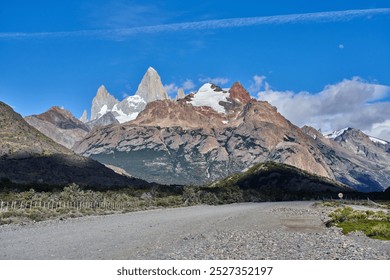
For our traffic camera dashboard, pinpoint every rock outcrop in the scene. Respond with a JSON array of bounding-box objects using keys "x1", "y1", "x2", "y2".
[
  {"x1": 79, "y1": 110, "x2": 88, "y2": 123},
  {"x1": 176, "y1": 88, "x2": 185, "y2": 100},
  {"x1": 135, "y1": 67, "x2": 168, "y2": 103},
  {"x1": 91, "y1": 85, "x2": 119, "y2": 120},
  {"x1": 229, "y1": 82, "x2": 251, "y2": 104},
  {"x1": 87, "y1": 112, "x2": 119, "y2": 129}
]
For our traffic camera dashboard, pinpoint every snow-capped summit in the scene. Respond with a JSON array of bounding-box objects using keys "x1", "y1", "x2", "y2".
[
  {"x1": 325, "y1": 127, "x2": 389, "y2": 145},
  {"x1": 114, "y1": 95, "x2": 147, "y2": 123},
  {"x1": 135, "y1": 67, "x2": 168, "y2": 103},
  {"x1": 189, "y1": 83, "x2": 230, "y2": 113},
  {"x1": 324, "y1": 127, "x2": 351, "y2": 139}
]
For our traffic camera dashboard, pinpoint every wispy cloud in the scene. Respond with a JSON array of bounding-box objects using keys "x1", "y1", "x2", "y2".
[
  {"x1": 182, "y1": 79, "x2": 195, "y2": 90},
  {"x1": 1, "y1": 8, "x2": 389, "y2": 40},
  {"x1": 249, "y1": 75, "x2": 268, "y2": 93},
  {"x1": 164, "y1": 79, "x2": 196, "y2": 96},
  {"x1": 199, "y1": 77, "x2": 229, "y2": 86},
  {"x1": 84, "y1": 0, "x2": 170, "y2": 29},
  {"x1": 164, "y1": 83, "x2": 179, "y2": 95}
]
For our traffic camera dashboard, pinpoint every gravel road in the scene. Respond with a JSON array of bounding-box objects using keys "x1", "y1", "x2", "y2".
[{"x1": 0, "y1": 202, "x2": 389, "y2": 259}]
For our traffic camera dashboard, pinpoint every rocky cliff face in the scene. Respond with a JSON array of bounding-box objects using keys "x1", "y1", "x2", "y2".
[
  {"x1": 176, "y1": 88, "x2": 185, "y2": 100},
  {"x1": 86, "y1": 112, "x2": 119, "y2": 129},
  {"x1": 91, "y1": 85, "x2": 119, "y2": 120},
  {"x1": 301, "y1": 126, "x2": 390, "y2": 192},
  {"x1": 79, "y1": 109, "x2": 88, "y2": 123},
  {"x1": 25, "y1": 106, "x2": 90, "y2": 149},
  {"x1": 135, "y1": 67, "x2": 168, "y2": 103},
  {"x1": 229, "y1": 82, "x2": 251, "y2": 104},
  {"x1": 0, "y1": 101, "x2": 137, "y2": 188}
]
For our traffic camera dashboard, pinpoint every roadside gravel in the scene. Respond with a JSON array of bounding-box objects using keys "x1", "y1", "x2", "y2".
[{"x1": 0, "y1": 202, "x2": 389, "y2": 259}]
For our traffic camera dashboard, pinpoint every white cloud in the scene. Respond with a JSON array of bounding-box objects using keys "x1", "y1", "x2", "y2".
[
  {"x1": 249, "y1": 75, "x2": 268, "y2": 93},
  {"x1": 3, "y1": 8, "x2": 389, "y2": 40},
  {"x1": 164, "y1": 83, "x2": 179, "y2": 95},
  {"x1": 366, "y1": 120, "x2": 390, "y2": 142},
  {"x1": 339, "y1": 44, "x2": 345, "y2": 49},
  {"x1": 182, "y1": 79, "x2": 195, "y2": 90},
  {"x1": 164, "y1": 80, "x2": 195, "y2": 96},
  {"x1": 256, "y1": 77, "x2": 390, "y2": 140},
  {"x1": 199, "y1": 77, "x2": 229, "y2": 86}
]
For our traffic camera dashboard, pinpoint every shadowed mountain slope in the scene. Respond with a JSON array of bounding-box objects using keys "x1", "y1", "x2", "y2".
[{"x1": 0, "y1": 101, "x2": 146, "y2": 189}]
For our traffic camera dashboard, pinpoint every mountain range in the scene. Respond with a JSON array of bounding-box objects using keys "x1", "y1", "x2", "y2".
[{"x1": 2, "y1": 67, "x2": 390, "y2": 192}]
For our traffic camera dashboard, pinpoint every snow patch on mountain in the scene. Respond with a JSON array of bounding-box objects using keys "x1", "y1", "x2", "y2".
[
  {"x1": 124, "y1": 95, "x2": 147, "y2": 109},
  {"x1": 189, "y1": 83, "x2": 231, "y2": 113},
  {"x1": 98, "y1": 105, "x2": 109, "y2": 118},
  {"x1": 324, "y1": 128, "x2": 350, "y2": 139},
  {"x1": 369, "y1": 136, "x2": 389, "y2": 145}
]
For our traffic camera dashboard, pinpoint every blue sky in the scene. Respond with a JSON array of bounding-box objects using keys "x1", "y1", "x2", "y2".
[{"x1": 1, "y1": 1, "x2": 390, "y2": 139}]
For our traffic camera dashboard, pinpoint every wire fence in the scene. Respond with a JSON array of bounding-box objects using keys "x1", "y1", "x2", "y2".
[{"x1": 0, "y1": 200, "x2": 132, "y2": 212}]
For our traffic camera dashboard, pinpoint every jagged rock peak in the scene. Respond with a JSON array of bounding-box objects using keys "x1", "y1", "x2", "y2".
[
  {"x1": 135, "y1": 67, "x2": 168, "y2": 103},
  {"x1": 96, "y1": 85, "x2": 109, "y2": 97},
  {"x1": 91, "y1": 85, "x2": 118, "y2": 120},
  {"x1": 147, "y1": 66, "x2": 157, "y2": 73},
  {"x1": 229, "y1": 82, "x2": 251, "y2": 104},
  {"x1": 79, "y1": 110, "x2": 88, "y2": 123},
  {"x1": 87, "y1": 112, "x2": 119, "y2": 129},
  {"x1": 176, "y1": 88, "x2": 185, "y2": 100}
]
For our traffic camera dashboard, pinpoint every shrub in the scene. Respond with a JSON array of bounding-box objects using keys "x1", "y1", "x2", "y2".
[
  {"x1": 27, "y1": 209, "x2": 46, "y2": 222},
  {"x1": 371, "y1": 211, "x2": 388, "y2": 221},
  {"x1": 327, "y1": 207, "x2": 354, "y2": 224},
  {"x1": 200, "y1": 192, "x2": 219, "y2": 205},
  {"x1": 183, "y1": 186, "x2": 201, "y2": 205},
  {"x1": 368, "y1": 223, "x2": 390, "y2": 239}
]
